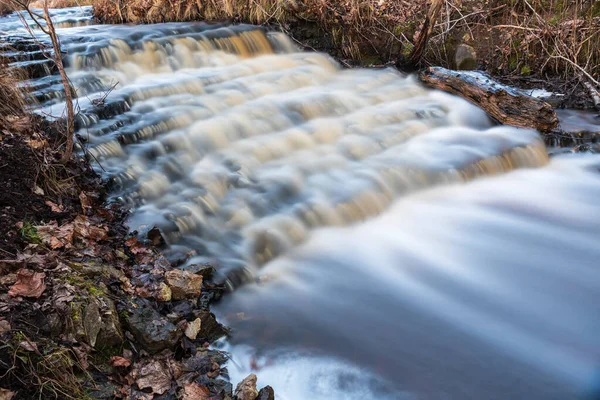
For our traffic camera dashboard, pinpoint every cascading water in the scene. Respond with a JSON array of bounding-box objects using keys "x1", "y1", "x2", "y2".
[{"x1": 1, "y1": 7, "x2": 598, "y2": 399}]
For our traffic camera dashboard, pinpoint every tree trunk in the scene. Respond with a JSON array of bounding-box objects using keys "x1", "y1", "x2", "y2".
[
  {"x1": 43, "y1": 0, "x2": 74, "y2": 163},
  {"x1": 397, "y1": 0, "x2": 444, "y2": 71},
  {"x1": 420, "y1": 67, "x2": 559, "y2": 132}
]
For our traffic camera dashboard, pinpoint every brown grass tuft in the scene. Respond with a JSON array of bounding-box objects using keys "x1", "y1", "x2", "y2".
[
  {"x1": 0, "y1": 1, "x2": 14, "y2": 15},
  {"x1": 0, "y1": 61, "x2": 26, "y2": 129}
]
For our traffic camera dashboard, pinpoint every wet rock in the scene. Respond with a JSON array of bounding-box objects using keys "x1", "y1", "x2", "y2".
[
  {"x1": 126, "y1": 300, "x2": 182, "y2": 353},
  {"x1": 165, "y1": 300, "x2": 195, "y2": 323},
  {"x1": 181, "y1": 264, "x2": 215, "y2": 280},
  {"x1": 156, "y1": 282, "x2": 172, "y2": 302},
  {"x1": 148, "y1": 226, "x2": 166, "y2": 247},
  {"x1": 81, "y1": 295, "x2": 123, "y2": 348},
  {"x1": 77, "y1": 261, "x2": 124, "y2": 279},
  {"x1": 96, "y1": 297, "x2": 124, "y2": 347},
  {"x1": 195, "y1": 376, "x2": 233, "y2": 399},
  {"x1": 89, "y1": 380, "x2": 117, "y2": 399},
  {"x1": 165, "y1": 270, "x2": 203, "y2": 300},
  {"x1": 192, "y1": 310, "x2": 229, "y2": 342},
  {"x1": 233, "y1": 374, "x2": 258, "y2": 400},
  {"x1": 83, "y1": 300, "x2": 102, "y2": 347},
  {"x1": 455, "y1": 44, "x2": 477, "y2": 70},
  {"x1": 256, "y1": 386, "x2": 275, "y2": 400}
]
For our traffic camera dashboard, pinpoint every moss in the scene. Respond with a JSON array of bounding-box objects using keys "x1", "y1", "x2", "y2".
[
  {"x1": 70, "y1": 302, "x2": 82, "y2": 322},
  {"x1": 20, "y1": 221, "x2": 41, "y2": 244},
  {"x1": 87, "y1": 285, "x2": 104, "y2": 296},
  {"x1": 62, "y1": 274, "x2": 106, "y2": 297},
  {"x1": 508, "y1": 55, "x2": 519, "y2": 72},
  {"x1": 520, "y1": 65, "x2": 532, "y2": 76},
  {"x1": 359, "y1": 55, "x2": 382, "y2": 66}
]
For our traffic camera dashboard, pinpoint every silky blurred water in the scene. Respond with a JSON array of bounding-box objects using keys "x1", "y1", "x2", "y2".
[
  {"x1": 218, "y1": 155, "x2": 600, "y2": 400},
  {"x1": 2, "y1": 8, "x2": 599, "y2": 399}
]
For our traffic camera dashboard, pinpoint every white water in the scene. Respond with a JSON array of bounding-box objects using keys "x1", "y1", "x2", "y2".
[
  {"x1": 2, "y1": 8, "x2": 599, "y2": 399},
  {"x1": 218, "y1": 155, "x2": 600, "y2": 400}
]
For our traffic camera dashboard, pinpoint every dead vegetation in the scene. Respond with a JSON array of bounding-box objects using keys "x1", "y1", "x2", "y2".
[
  {"x1": 92, "y1": 0, "x2": 600, "y2": 97},
  {"x1": 0, "y1": 63, "x2": 25, "y2": 130},
  {"x1": 8, "y1": 0, "x2": 76, "y2": 164}
]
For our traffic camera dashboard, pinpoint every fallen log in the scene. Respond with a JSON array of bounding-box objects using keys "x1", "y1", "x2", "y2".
[
  {"x1": 583, "y1": 81, "x2": 600, "y2": 111},
  {"x1": 419, "y1": 67, "x2": 559, "y2": 132}
]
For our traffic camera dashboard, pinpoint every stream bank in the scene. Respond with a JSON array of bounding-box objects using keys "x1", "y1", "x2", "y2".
[{"x1": 0, "y1": 94, "x2": 269, "y2": 400}]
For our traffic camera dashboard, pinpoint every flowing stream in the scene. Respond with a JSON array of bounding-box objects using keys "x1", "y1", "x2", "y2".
[{"x1": 1, "y1": 7, "x2": 599, "y2": 399}]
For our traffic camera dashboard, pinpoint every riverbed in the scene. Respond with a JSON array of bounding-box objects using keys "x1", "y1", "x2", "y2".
[{"x1": 2, "y1": 6, "x2": 599, "y2": 399}]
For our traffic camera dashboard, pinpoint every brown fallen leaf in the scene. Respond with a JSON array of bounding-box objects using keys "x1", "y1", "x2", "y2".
[
  {"x1": 8, "y1": 269, "x2": 46, "y2": 298},
  {"x1": 125, "y1": 237, "x2": 147, "y2": 255},
  {"x1": 72, "y1": 215, "x2": 108, "y2": 242},
  {"x1": 0, "y1": 388, "x2": 15, "y2": 400},
  {"x1": 0, "y1": 320, "x2": 11, "y2": 335},
  {"x1": 111, "y1": 356, "x2": 131, "y2": 368},
  {"x1": 184, "y1": 318, "x2": 202, "y2": 340},
  {"x1": 182, "y1": 382, "x2": 210, "y2": 400},
  {"x1": 19, "y1": 340, "x2": 39, "y2": 353},
  {"x1": 45, "y1": 200, "x2": 63, "y2": 212},
  {"x1": 79, "y1": 191, "x2": 92, "y2": 214},
  {"x1": 33, "y1": 185, "x2": 44, "y2": 196},
  {"x1": 130, "y1": 357, "x2": 172, "y2": 395},
  {"x1": 26, "y1": 138, "x2": 47, "y2": 150},
  {"x1": 36, "y1": 222, "x2": 73, "y2": 249}
]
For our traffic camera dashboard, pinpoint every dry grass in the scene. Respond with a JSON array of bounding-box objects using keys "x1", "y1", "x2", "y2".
[
  {"x1": 0, "y1": 1, "x2": 14, "y2": 15},
  {"x1": 90, "y1": 0, "x2": 600, "y2": 83},
  {"x1": 0, "y1": 61, "x2": 26, "y2": 130}
]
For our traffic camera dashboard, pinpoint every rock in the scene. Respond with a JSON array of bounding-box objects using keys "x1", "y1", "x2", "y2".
[
  {"x1": 455, "y1": 44, "x2": 477, "y2": 70},
  {"x1": 256, "y1": 386, "x2": 275, "y2": 400},
  {"x1": 88, "y1": 380, "x2": 117, "y2": 399},
  {"x1": 126, "y1": 300, "x2": 182, "y2": 353},
  {"x1": 83, "y1": 300, "x2": 102, "y2": 347},
  {"x1": 181, "y1": 264, "x2": 215, "y2": 280},
  {"x1": 156, "y1": 282, "x2": 172, "y2": 302},
  {"x1": 147, "y1": 226, "x2": 166, "y2": 247},
  {"x1": 82, "y1": 296, "x2": 123, "y2": 348},
  {"x1": 233, "y1": 374, "x2": 258, "y2": 400},
  {"x1": 77, "y1": 261, "x2": 124, "y2": 279},
  {"x1": 165, "y1": 270, "x2": 202, "y2": 300},
  {"x1": 184, "y1": 317, "x2": 202, "y2": 340},
  {"x1": 96, "y1": 297, "x2": 124, "y2": 347},
  {"x1": 192, "y1": 310, "x2": 229, "y2": 342},
  {"x1": 165, "y1": 300, "x2": 195, "y2": 323}
]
